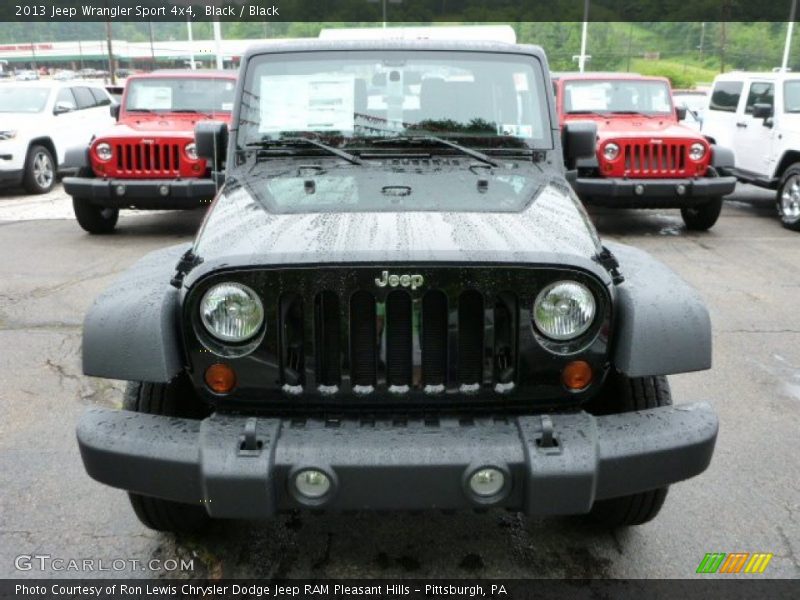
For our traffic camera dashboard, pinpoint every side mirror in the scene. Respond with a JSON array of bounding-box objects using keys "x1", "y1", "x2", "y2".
[
  {"x1": 676, "y1": 106, "x2": 687, "y2": 121},
  {"x1": 195, "y1": 121, "x2": 228, "y2": 165},
  {"x1": 110, "y1": 104, "x2": 120, "y2": 120},
  {"x1": 562, "y1": 121, "x2": 597, "y2": 168},
  {"x1": 752, "y1": 103, "x2": 773, "y2": 119},
  {"x1": 53, "y1": 101, "x2": 74, "y2": 115}
]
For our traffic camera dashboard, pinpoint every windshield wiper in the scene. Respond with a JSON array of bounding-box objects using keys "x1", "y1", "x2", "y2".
[
  {"x1": 126, "y1": 108, "x2": 153, "y2": 113},
  {"x1": 566, "y1": 110, "x2": 610, "y2": 117},
  {"x1": 247, "y1": 137, "x2": 363, "y2": 165},
  {"x1": 371, "y1": 135, "x2": 499, "y2": 167}
]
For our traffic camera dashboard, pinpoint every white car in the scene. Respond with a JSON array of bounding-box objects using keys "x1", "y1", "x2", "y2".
[
  {"x1": 674, "y1": 90, "x2": 708, "y2": 131},
  {"x1": 0, "y1": 81, "x2": 115, "y2": 194},
  {"x1": 702, "y1": 71, "x2": 800, "y2": 231}
]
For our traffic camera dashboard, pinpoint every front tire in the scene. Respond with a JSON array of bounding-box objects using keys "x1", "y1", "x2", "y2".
[
  {"x1": 72, "y1": 198, "x2": 119, "y2": 234},
  {"x1": 23, "y1": 144, "x2": 56, "y2": 194},
  {"x1": 585, "y1": 372, "x2": 672, "y2": 527},
  {"x1": 681, "y1": 197, "x2": 723, "y2": 231},
  {"x1": 124, "y1": 378, "x2": 210, "y2": 533},
  {"x1": 777, "y1": 164, "x2": 800, "y2": 231}
]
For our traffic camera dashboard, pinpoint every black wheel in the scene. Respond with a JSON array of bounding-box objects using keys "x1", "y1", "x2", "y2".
[
  {"x1": 72, "y1": 198, "x2": 119, "y2": 234},
  {"x1": 777, "y1": 164, "x2": 800, "y2": 231},
  {"x1": 680, "y1": 197, "x2": 723, "y2": 231},
  {"x1": 23, "y1": 144, "x2": 56, "y2": 194},
  {"x1": 584, "y1": 372, "x2": 672, "y2": 527},
  {"x1": 124, "y1": 377, "x2": 211, "y2": 533}
]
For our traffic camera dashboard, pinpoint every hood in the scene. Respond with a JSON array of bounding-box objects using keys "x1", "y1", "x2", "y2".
[
  {"x1": 187, "y1": 175, "x2": 604, "y2": 284},
  {"x1": 109, "y1": 114, "x2": 229, "y2": 137},
  {"x1": 565, "y1": 115, "x2": 700, "y2": 141},
  {"x1": 0, "y1": 112, "x2": 45, "y2": 132}
]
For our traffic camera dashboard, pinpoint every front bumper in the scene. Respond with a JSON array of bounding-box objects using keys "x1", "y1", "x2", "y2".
[
  {"x1": 575, "y1": 176, "x2": 737, "y2": 208},
  {"x1": 62, "y1": 176, "x2": 217, "y2": 210},
  {"x1": 77, "y1": 403, "x2": 718, "y2": 518}
]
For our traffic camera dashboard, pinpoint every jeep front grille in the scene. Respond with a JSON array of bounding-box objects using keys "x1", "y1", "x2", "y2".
[
  {"x1": 113, "y1": 141, "x2": 181, "y2": 176},
  {"x1": 622, "y1": 141, "x2": 688, "y2": 177},
  {"x1": 278, "y1": 289, "x2": 518, "y2": 395}
]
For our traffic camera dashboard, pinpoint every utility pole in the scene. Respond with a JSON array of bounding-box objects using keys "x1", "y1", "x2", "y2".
[
  {"x1": 105, "y1": 18, "x2": 115, "y2": 84},
  {"x1": 213, "y1": 21, "x2": 223, "y2": 70},
  {"x1": 699, "y1": 22, "x2": 706, "y2": 62},
  {"x1": 719, "y1": 22, "x2": 726, "y2": 73},
  {"x1": 186, "y1": 19, "x2": 196, "y2": 70},
  {"x1": 148, "y1": 20, "x2": 156, "y2": 68},
  {"x1": 30, "y1": 40, "x2": 37, "y2": 71},
  {"x1": 781, "y1": 0, "x2": 797, "y2": 72},
  {"x1": 573, "y1": 0, "x2": 591, "y2": 73},
  {"x1": 626, "y1": 23, "x2": 633, "y2": 72}
]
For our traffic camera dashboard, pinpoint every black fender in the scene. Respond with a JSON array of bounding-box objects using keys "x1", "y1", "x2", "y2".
[
  {"x1": 82, "y1": 243, "x2": 190, "y2": 383},
  {"x1": 710, "y1": 144, "x2": 735, "y2": 171},
  {"x1": 606, "y1": 241, "x2": 712, "y2": 377},
  {"x1": 62, "y1": 145, "x2": 90, "y2": 171}
]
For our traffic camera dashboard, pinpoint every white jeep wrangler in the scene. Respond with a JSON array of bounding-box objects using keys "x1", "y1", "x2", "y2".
[{"x1": 702, "y1": 71, "x2": 800, "y2": 231}]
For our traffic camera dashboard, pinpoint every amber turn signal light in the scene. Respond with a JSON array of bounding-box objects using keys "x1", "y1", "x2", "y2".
[
  {"x1": 562, "y1": 360, "x2": 593, "y2": 391},
  {"x1": 205, "y1": 363, "x2": 236, "y2": 394}
]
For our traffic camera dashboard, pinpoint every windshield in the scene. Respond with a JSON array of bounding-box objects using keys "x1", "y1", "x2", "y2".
[
  {"x1": 563, "y1": 79, "x2": 673, "y2": 114},
  {"x1": 0, "y1": 86, "x2": 50, "y2": 113},
  {"x1": 238, "y1": 50, "x2": 552, "y2": 149},
  {"x1": 125, "y1": 77, "x2": 235, "y2": 113}
]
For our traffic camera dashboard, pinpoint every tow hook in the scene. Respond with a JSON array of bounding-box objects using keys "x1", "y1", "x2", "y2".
[
  {"x1": 238, "y1": 418, "x2": 263, "y2": 456},
  {"x1": 535, "y1": 415, "x2": 561, "y2": 454}
]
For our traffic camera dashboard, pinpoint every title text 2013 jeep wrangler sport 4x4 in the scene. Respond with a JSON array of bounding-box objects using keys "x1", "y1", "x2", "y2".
[
  {"x1": 554, "y1": 72, "x2": 737, "y2": 231},
  {"x1": 76, "y1": 40, "x2": 718, "y2": 533},
  {"x1": 63, "y1": 70, "x2": 236, "y2": 234}
]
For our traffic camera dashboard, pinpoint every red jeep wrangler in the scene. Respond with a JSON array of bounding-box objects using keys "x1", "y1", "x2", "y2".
[
  {"x1": 554, "y1": 73, "x2": 737, "y2": 230},
  {"x1": 63, "y1": 70, "x2": 237, "y2": 233}
]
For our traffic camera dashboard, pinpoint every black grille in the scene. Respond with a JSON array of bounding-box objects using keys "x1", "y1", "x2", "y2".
[{"x1": 277, "y1": 288, "x2": 518, "y2": 395}]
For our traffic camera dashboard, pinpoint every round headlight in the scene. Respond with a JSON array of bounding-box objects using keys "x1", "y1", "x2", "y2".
[
  {"x1": 200, "y1": 282, "x2": 264, "y2": 343},
  {"x1": 689, "y1": 142, "x2": 706, "y2": 161},
  {"x1": 185, "y1": 142, "x2": 198, "y2": 160},
  {"x1": 602, "y1": 142, "x2": 620, "y2": 161},
  {"x1": 95, "y1": 142, "x2": 112, "y2": 161},
  {"x1": 533, "y1": 281, "x2": 596, "y2": 341}
]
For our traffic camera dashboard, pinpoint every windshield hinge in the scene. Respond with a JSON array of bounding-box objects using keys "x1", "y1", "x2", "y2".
[
  {"x1": 594, "y1": 245, "x2": 625, "y2": 285},
  {"x1": 170, "y1": 249, "x2": 203, "y2": 289}
]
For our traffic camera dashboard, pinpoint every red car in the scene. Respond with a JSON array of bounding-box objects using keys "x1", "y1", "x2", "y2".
[
  {"x1": 63, "y1": 70, "x2": 237, "y2": 233},
  {"x1": 553, "y1": 72, "x2": 736, "y2": 230}
]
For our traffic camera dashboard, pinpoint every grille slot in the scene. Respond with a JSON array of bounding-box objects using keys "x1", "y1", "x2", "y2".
[
  {"x1": 111, "y1": 141, "x2": 181, "y2": 176},
  {"x1": 623, "y1": 141, "x2": 687, "y2": 176},
  {"x1": 385, "y1": 291, "x2": 413, "y2": 387},
  {"x1": 421, "y1": 290, "x2": 448, "y2": 386},
  {"x1": 457, "y1": 291, "x2": 485, "y2": 385},
  {"x1": 350, "y1": 291, "x2": 377, "y2": 388},
  {"x1": 280, "y1": 295, "x2": 305, "y2": 387},
  {"x1": 314, "y1": 292, "x2": 340, "y2": 387}
]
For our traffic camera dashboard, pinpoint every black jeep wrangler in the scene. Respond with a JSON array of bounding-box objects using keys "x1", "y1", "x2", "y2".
[{"x1": 77, "y1": 40, "x2": 718, "y2": 533}]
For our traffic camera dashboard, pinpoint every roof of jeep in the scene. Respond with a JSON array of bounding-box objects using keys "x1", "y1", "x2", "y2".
[
  {"x1": 242, "y1": 39, "x2": 545, "y2": 61},
  {"x1": 125, "y1": 69, "x2": 237, "y2": 81},
  {"x1": 554, "y1": 72, "x2": 669, "y2": 84}
]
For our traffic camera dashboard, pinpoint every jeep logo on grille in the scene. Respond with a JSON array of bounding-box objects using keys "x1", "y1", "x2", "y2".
[{"x1": 375, "y1": 271, "x2": 424, "y2": 290}]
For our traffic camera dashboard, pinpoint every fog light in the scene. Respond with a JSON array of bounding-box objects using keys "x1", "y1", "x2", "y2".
[
  {"x1": 295, "y1": 469, "x2": 331, "y2": 499},
  {"x1": 468, "y1": 468, "x2": 505, "y2": 497},
  {"x1": 159, "y1": 185, "x2": 169, "y2": 196},
  {"x1": 204, "y1": 363, "x2": 236, "y2": 394},
  {"x1": 115, "y1": 185, "x2": 125, "y2": 196},
  {"x1": 562, "y1": 360, "x2": 593, "y2": 391},
  {"x1": 676, "y1": 184, "x2": 686, "y2": 195},
  {"x1": 634, "y1": 184, "x2": 645, "y2": 195}
]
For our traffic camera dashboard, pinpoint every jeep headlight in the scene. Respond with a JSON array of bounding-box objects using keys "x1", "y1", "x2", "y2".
[
  {"x1": 200, "y1": 282, "x2": 264, "y2": 343},
  {"x1": 688, "y1": 142, "x2": 706, "y2": 161},
  {"x1": 185, "y1": 142, "x2": 198, "y2": 160},
  {"x1": 95, "y1": 142, "x2": 112, "y2": 161},
  {"x1": 533, "y1": 281, "x2": 596, "y2": 341},
  {"x1": 602, "y1": 142, "x2": 620, "y2": 161}
]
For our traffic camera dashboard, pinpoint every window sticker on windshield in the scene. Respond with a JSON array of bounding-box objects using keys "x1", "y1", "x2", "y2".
[
  {"x1": 513, "y1": 72, "x2": 529, "y2": 92},
  {"x1": 133, "y1": 86, "x2": 172, "y2": 110},
  {"x1": 259, "y1": 74, "x2": 355, "y2": 133},
  {"x1": 500, "y1": 124, "x2": 533, "y2": 138},
  {"x1": 569, "y1": 85, "x2": 608, "y2": 110},
  {"x1": 221, "y1": 102, "x2": 233, "y2": 111}
]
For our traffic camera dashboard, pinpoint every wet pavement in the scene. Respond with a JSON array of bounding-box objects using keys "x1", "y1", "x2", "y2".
[{"x1": 0, "y1": 183, "x2": 798, "y2": 579}]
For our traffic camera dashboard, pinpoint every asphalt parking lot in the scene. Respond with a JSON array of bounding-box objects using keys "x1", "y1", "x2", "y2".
[{"x1": 0, "y1": 183, "x2": 798, "y2": 580}]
